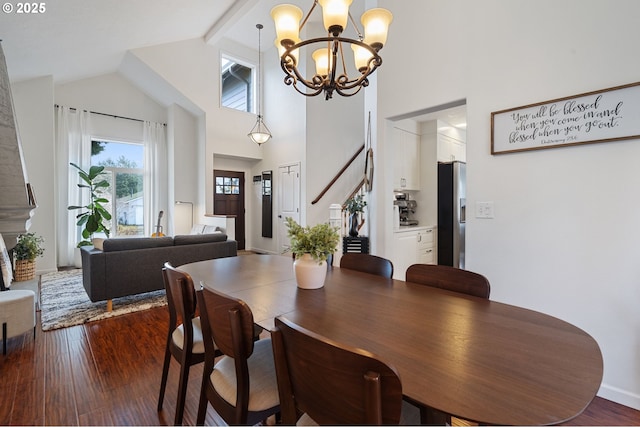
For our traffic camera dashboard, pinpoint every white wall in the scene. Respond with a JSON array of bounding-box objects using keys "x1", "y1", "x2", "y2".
[
  {"x1": 378, "y1": 0, "x2": 640, "y2": 409},
  {"x1": 168, "y1": 103, "x2": 200, "y2": 235},
  {"x1": 12, "y1": 76, "x2": 56, "y2": 274}
]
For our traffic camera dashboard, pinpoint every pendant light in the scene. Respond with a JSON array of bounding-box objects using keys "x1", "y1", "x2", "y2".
[{"x1": 248, "y1": 24, "x2": 272, "y2": 145}]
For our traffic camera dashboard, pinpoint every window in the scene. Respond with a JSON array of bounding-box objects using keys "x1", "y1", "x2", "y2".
[
  {"x1": 91, "y1": 140, "x2": 145, "y2": 237},
  {"x1": 221, "y1": 55, "x2": 255, "y2": 113},
  {"x1": 215, "y1": 176, "x2": 240, "y2": 194}
]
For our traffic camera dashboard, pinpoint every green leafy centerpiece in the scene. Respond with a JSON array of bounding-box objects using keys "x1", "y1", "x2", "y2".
[{"x1": 285, "y1": 217, "x2": 340, "y2": 289}]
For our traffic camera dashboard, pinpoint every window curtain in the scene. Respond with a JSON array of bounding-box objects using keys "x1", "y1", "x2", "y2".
[
  {"x1": 55, "y1": 106, "x2": 92, "y2": 267},
  {"x1": 143, "y1": 121, "x2": 168, "y2": 236}
]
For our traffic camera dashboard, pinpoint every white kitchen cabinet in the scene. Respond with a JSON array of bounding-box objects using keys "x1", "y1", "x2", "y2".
[
  {"x1": 393, "y1": 127, "x2": 420, "y2": 191},
  {"x1": 417, "y1": 227, "x2": 436, "y2": 264},
  {"x1": 392, "y1": 226, "x2": 436, "y2": 280},
  {"x1": 437, "y1": 133, "x2": 466, "y2": 163}
]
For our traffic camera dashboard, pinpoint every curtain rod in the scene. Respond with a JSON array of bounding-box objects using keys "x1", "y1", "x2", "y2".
[{"x1": 54, "y1": 104, "x2": 166, "y2": 126}]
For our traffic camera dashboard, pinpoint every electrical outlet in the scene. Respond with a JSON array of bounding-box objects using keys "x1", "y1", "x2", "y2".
[{"x1": 475, "y1": 201, "x2": 494, "y2": 219}]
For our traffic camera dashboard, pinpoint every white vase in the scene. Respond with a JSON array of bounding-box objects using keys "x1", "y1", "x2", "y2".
[{"x1": 293, "y1": 254, "x2": 327, "y2": 289}]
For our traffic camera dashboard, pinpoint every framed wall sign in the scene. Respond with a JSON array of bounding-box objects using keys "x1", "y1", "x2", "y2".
[{"x1": 491, "y1": 82, "x2": 640, "y2": 155}]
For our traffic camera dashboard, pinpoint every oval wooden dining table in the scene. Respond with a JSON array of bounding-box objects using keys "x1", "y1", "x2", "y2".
[{"x1": 179, "y1": 254, "x2": 603, "y2": 425}]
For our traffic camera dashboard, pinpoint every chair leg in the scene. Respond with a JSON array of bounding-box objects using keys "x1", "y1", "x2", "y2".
[
  {"x1": 2, "y1": 322, "x2": 6, "y2": 355},
  {"x1": 157, "y1": 343, "x2": 172, "y2": 411},
  {"x1": 174, "y1": 363, "x2": 191, "y2": 425},
  {"x1": 196, "y1": 382, "x2": 208, "y2": 425}
]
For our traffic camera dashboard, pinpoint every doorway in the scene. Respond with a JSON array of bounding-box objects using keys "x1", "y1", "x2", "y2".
[
  {"x1": 213, "y1": 170, "x2": 245, "y2": 250},
  {"x1": 277, "y1": 163, "x2": 301, "y2": 254}
]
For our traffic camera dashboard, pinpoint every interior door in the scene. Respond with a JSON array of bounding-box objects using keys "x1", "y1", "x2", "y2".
[
  {"x1": 277, "y1": 163, "x2": 300, "y2": 254},
  {"x1": 213, "y1": 170, "x2": 245, "y2": 250}
]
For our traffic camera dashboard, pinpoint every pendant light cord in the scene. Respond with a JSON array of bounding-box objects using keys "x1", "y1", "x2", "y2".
[{"x1": 256, "y1": 23, "x2": 263, "y2": 118}]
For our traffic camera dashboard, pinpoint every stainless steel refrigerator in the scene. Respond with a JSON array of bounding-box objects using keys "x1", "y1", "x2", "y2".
[{"x1": 438, "y1": 161, "x2": 466, "y2": 268}]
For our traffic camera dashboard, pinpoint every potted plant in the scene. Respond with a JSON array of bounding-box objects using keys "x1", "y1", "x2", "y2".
[
  {"x1": 11, "y1": 232, "x2": 44, "y2": 281},
  {"x1": 344, "y1": 194, "x2": 367, "y2": 237},
  {"x1": 285, "y1": 217, "x2": 340, "y2": 289},
  {"x1": 67, "y1": 162, "x2": 112, "y2": 247}
]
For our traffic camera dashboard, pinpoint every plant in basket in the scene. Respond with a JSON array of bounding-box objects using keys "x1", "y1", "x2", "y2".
[{"x1": 11, "y1": 232, "x2": 44, "y2": 281}]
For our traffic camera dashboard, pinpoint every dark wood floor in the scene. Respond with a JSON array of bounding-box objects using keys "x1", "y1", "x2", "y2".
[{"x1": 1, "y1": 306, "x2": 639, "y2": 426}]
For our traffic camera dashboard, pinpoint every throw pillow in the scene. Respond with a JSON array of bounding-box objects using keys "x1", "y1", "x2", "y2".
[{"x1": 0, "y1": 233, "x2": 13, "y2": 289}]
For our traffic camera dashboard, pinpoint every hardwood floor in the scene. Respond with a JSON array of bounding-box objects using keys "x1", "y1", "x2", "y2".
[{"x1": 1, "y1": 306, "x2": 639, "y2": 426}]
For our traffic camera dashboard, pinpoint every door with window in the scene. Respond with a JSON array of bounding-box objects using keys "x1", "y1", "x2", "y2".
[
  {"x1": 91, "y1": 139, "x2": 145, "y2": 237},
  {"x1": 214, "y1": 170, "x2": 245, "y2": 250}
]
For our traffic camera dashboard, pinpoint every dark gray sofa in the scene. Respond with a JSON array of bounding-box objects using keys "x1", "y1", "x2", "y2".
[{"x1": 80, "y1": 233, "x2": 237, "y2": 308}]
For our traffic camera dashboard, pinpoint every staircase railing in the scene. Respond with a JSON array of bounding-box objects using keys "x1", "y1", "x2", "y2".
[{"x1": 311, "y1": 144, "x2": 365, "y2": 205}]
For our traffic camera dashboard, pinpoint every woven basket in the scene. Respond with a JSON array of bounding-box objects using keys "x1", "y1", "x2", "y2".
[{"x1": 14, "y1": 259, "x2": 36, "y2": 281}]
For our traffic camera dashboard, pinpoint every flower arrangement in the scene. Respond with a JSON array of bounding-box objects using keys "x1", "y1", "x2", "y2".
[
  {"x1": 345, "y1": 194, "x2": 367, "y2": 214},
  {"x1": 12, "y1": 232, "x2": 45, "y2": 261},
  {"x1": 284, "y1": 217, "x2": 340, "y2": 264}
]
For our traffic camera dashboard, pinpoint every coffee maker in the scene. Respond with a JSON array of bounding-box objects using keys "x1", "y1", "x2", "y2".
[{"x1": 394, "y1": 193, "x2": 418, "y2": 226}]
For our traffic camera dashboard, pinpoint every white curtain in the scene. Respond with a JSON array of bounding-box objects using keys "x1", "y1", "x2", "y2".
[
  {"x1": 55, "y1": 106, "x2": 92, "y2": 267},
  {"x1": 143, "y1": 121, "x2": 168, "y2": 236}
]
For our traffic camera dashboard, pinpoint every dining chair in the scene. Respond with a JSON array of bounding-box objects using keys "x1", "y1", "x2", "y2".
[
  {"x1": 405, "y1": 263, "x2": 490, "y2": 299},
  {"x1": 405, "y1": 263, "x2": 490, "y2": 425},
  {"x1": 195, "y1": 286, "x2": 279, "y2": 425},
  {"x1": 339, "y1": 253, "x2": 394, "y2": 278},
  {"x1": 158, "y1": 262, "x2": 214, "y2": 425},
  {"x1": 271, "y1": 315, "x2": 403, "y2": 425}
]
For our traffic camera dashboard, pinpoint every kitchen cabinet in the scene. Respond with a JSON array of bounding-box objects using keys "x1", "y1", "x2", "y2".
[
  {"x1": 417, "y1": 227, "x2": 436, "y2": 264},
  {"x1": 392, "y1": 226, "x2": 436, "y2": 280},
  {"x1": 437, "y1": 133, "x2": 466, "y2": 163},
  {"x1": 393, "y1": 127, "x2": 420, "y2": 191}
]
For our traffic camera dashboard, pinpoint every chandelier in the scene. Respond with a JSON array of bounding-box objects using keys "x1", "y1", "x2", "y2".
[
  {"x1": 271, "y1": 0, "x2": 392, "y2": 100},
  {"x1": 248, "y1": 24, "x2": 273, "y2": 145}
]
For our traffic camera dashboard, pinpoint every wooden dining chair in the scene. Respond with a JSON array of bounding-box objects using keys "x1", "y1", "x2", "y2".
[
  {"x1": 405, "y1": 263, "x2": 490, "y2": 425},
  {"x1": 195, "y1": 286, "x2": 279, "y2": 425},
  {"x1": 271, "y1": 315, "x2": 403, "y2": 425},
  {"x1": 158, "y1": 262, "x2": 213, "y2": 425},
  {"x1": 405, "y1": 263, "x2": 490, "y2": 299},
  {"x1": 339, "y1": 253, "x2": 394, "y2": 278}
]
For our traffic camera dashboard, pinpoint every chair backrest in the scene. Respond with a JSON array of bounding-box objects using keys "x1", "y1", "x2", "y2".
[
  {"x1": 196, "y1": 286, "x2": 255, "y2": 360},
  {"x1": 162, "y1": 263, "x2": 199, "y2": 336},
  {"x1": 271, "y1": 316, "x2": 403, "y2": 425},
  {"x1": 339, "y1": 253, "x2": 394, "y2": 278},
  {"x1": 405, "y1": 264, "x2": 491, "y2": 299}
]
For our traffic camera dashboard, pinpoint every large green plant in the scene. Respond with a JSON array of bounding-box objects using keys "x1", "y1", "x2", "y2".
[
  {"x1": 68, "y1": 162, "x2": 112, "y2": 247},
  {"x1": 285, "y1": 217, "x2": 340, "y2": 263}
]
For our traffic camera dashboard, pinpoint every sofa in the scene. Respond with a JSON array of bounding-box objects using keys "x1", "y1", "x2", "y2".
[{"x1": 80, "y1": 232, "x2": 237, "y2": 309}]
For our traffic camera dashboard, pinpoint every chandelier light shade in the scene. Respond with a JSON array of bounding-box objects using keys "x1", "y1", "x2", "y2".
[
  {"x1": 271, "y1": 0, "x2": 392, "y2": 100},
  {"x1": 248, "y1": 23, "x2": 272, "y2": 145}
]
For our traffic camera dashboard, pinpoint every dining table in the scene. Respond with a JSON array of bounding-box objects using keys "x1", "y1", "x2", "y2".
[{"x1": 179, "y1": 254, "x2": 603, "y2": 425}]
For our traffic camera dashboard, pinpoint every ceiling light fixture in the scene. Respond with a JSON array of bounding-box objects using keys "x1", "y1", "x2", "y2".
[
  {"x1": 272, "y1": 0, "x2": 392, "y2": 100},
  {"x1": 248, "y1": 23, "x2": 272, "y2": 145}
]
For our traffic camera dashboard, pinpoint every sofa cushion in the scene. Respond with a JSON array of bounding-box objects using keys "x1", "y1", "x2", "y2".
[
  {"x1": 102, "y1": 236, "x2": 174, "y2": 252},
  {"x1": 203, "y1": 225, "x2": 222, "y2": 234},
  {"x1": 174, "y1": 233, "x2": 227, "y2": 246},
  {"x1": 190, "y1": 224, "x2": 206, "y2": 234}
]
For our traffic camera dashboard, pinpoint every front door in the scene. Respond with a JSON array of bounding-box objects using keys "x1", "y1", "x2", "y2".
[{"x1": 214, "y1": 170, "x2": 245, "y2": 250}]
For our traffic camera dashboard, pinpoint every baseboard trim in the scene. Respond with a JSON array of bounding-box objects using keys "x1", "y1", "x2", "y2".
[{"x1": 598, "y1": 383, "x2": 640, "y2": 410}]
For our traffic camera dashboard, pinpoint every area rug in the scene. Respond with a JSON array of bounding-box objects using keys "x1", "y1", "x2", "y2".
[{"x1": 40, "y1": 269, "x2": 167, "y2": 331}]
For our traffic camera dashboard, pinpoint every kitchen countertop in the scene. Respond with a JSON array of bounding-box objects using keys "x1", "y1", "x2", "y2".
[{"x1": 394, "y1": 225, "x2": 435, "y2": 233}]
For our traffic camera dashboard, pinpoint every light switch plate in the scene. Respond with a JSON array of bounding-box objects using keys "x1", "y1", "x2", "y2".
[{"x1": 475, "y1": 201, "x2": 494, "y2": 219}]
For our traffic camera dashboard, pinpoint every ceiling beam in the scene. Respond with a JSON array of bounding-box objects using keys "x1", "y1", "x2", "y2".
[{"x1": 204, "y1": 0, "x2": 260, "y2": 46}]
